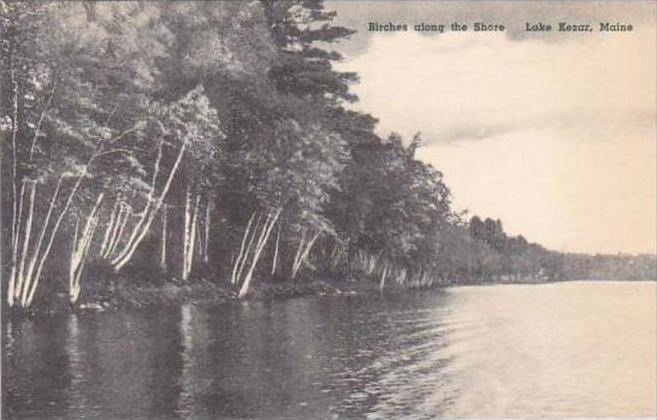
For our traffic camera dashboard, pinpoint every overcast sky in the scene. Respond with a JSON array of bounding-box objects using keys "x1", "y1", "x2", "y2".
[{"x1": 325, "y1": 1, "x2": 656, "y2": 255}]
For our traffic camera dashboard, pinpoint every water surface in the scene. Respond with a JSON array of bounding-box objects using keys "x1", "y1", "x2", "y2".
[{"x1": 3, "y1": 281, "x2": 655, "y2": 418}]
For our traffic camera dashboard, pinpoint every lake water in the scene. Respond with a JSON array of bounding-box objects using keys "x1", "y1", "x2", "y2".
[{"x1": 3, "y1": 281, "x2": 655, "y2": 418}]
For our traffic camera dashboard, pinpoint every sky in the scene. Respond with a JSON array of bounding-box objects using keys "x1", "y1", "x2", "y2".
[{"x1": 326, "y1": 0, "x2": 656, "y2": 255}]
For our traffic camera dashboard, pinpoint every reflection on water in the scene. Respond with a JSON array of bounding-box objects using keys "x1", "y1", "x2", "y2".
[{"x1": 3, "y1": 281, "x2": 656, "y2": 418}]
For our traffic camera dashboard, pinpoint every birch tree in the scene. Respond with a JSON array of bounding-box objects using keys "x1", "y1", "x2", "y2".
[{"x1": 108, "y1": 87, "x2": 223, "y2": 273}]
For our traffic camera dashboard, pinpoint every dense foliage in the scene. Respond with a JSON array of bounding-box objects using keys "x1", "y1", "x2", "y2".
[{"x1": 2, "y1": 1, "x2": 653, "y2": 310}]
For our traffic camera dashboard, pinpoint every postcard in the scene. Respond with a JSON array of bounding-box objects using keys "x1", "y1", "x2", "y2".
[{"x1": 2, "y1": 1, "x2": 655, "y2": 418}]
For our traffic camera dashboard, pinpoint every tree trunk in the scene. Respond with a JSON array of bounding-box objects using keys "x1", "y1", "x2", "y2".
[
  {"x1": 100, "y1": 196, "x2": 121, "y2": 257},
  {"x1": 236, "y1": 214, "x2": 261, "y2": 287},
  {"x1": 203, "y1": 200, "x2": 211, "y2": 264},
  {"x1": 113, "y1": 139, "x2": 163, "y2": 264},
  {"x1": 183, "y1": 190, "x2": 200, "y2": 281},
  {"x1": 7, "y1": 47, "x2": 19, "y2": 307},
  {"x1": 69, "y1": 193, "x2": 104, "y2": 305},
  {"x1": 26, "y1": 170, "x2": 87, "y2": 308},
  {"x1": 183, "y1": 186, "x2": 191, "y2": 280},
  {"x1": 291, "y1": 228, "x2": 306, "y2": 278},
  {"x1": 379, "y1": 265, "x2": 388, "y2": 292},
  {"x1": 14, "y1": 180, "x2": 37, "y2": 304},
  {"x1": 107, "y1": 204, "x2": 130, "y2": 259},
  {"x1": 271, "y1": 221, "x2": 281, "y2": 275},
  {"x1": 24, "y1": 177, "x2": 63, "y2": 292},
  {"x1": 231, "y1": 212, "x2": 256, "y2": 286},
  {"x1": 70, "y1": 216, "x2": 81, "y2": 285},
  {"x1": 291, "y1": 229, "x2": 322, "y2": 279},
  {"x1": 112, "y1": 140, "x2": 187, "y2": 271},
  {"x1": 160, "y1": 204, "x2": 168, "y2": 270},
  {"x1": 238, "y1": 208, "x2": 281, "y2": 299}
]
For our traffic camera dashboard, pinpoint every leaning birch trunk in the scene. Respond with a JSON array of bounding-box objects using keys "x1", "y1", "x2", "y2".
[
  {"x1": 160, "y1": 204, "x2": 168, "y2": 270},
  {"x1": 238, "y1": 208, "x2": 281, "y2": 299},
  {"x1": 379, "y1": 265, "x2": 388, "y2": 292},
  {"x1": 203, "y1": 201, "x2": 211, "y2": 264},
  {"x1": 291, "y1": 229, "x2": 322, "y2": 279},
  {"x1": 102, "y1": 204, "x2": 122, "y2": 259},
  {"x1": 367, "y1": 250, "x2": 384, "y2": 275},
  {"x1": 8, "y1": 50, "x2": 19, "y2": 307},
  {"x1": 194, "y1": 215, "x2": 203, "y2": 262},
  {"x1": 70, "y1": 216, "x2": 80, "y2": 285},
  {"x1": 189, "y1": 195, "x2": 200, "y2": 275},
  {"x1": 14, "y1": 180, "x2": 37, "y2": 304},
  {"x1": 11, "y1": 120, "x2": 137, "y2": 307},
  {"x1": 10, "y1": 79, "x2": 56, "y2": 307},
  {"x1": 29, "y1": 180, "x2": 62, "y2": 274},
  {"x1": 112, "y1": 140, "x2": 187, "y2": 271},
  {"x1": 236, "y1": 215, "x2": 268, "y2": 289},
  {"x1": 231, "y1": 213, "x2": 256, "y2": 285},
  {"x1": 9, "y1": 182, "x2": 26, "y2": 301},
  {"x1": 112, "y1": 139, "x2": 163, "y2": 265},
  {"x1": 100, "y1": 197, "x2": 121, "y2": 257},
  {"x1": 69, "y1": 193, "x2": 104, "y2": 305},
  {"x1": 329, "y1": 245, "x2": 344, "y2": 270},
  {"x1": 291, "y1": 228, "x2": 306, "y2": 278},
  {"x1": 70, "y1": 214, "x2": 99, "y2": 304},
  {"x1": 73, "y1": 214, "x2": 99, "y2": 304},
  {"x1": 24, "y1": 170, "x2": 87, "y2": 308},
  {"x1": 182, "y1": 187, "x2": 191, "y2": 280},
  {"x1": 182, "y1": 192, "x2": 200, "y2": 281},
  {"x1": 271, "y1": 222, "x2": 281, "y2": 275},
  {"x1": 106, "y1": 204, "x2": 130, "y2": 259},
  {"x1": 235, "y1": 215, "x2": 261, "y2": 287}
]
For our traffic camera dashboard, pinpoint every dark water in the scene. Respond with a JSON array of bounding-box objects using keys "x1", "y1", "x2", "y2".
[{"x1": 3, "y1": 281, "x2": 656, "y2": 419}]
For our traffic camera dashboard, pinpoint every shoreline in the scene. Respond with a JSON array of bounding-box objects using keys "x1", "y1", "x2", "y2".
[
  {"x1": 3, "y1": 272, "x2": 652, "y2": 320},
  {"x1": 2, "y1": 272, "x2": 445, "y2": 319}
]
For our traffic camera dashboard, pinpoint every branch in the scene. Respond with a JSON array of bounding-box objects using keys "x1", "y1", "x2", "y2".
[{"x1": 108, "y1": 124, "x2": 142, "y2": 145}]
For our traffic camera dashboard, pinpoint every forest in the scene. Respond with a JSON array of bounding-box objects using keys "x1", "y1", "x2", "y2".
[{"x1": 2, "y1": 1, "x2": 654, "y2": 313}]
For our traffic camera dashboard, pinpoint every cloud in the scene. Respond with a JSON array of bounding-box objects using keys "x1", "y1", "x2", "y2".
[
  {"x1": 339, "y1": 28, "x2": 654, "y2": 144},
  {"x1": 333, "y1": 17, "x2": 656, "y2": 254},
  {"x1": 434, "y1": 125, "x2": 510, "y2": 144}
]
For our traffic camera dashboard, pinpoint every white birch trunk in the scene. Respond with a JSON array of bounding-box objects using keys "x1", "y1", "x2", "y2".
[
  {"x1": 15, "y1": 180, "x2": 37, "y2": 303},
  {"x1": 28, "y1": 82, "x2": 56, "y2": 160},
  {"x1": 160, "y1": 204, "x2": 168, "y2": 270},
  {"x1": 379, "y1": 265, "x2": 388, "y2": 292},
  {"x1": 7, "y1": 54, "x2": 19, "y2": 307},
  {"x1": 183, "y1": 187, "x2": 191, "y2": 280},
  {"x1": 103, "y1": 204, "x2": 122, "y2": 258},
  {"x1": 14, "y1": 80, "x2": 56, "y2": 306},
  {"x1": 112, "y1": 140, "x2": 187, "y2": 271},
  {"x1": 291, "y1": 229, "x2": 322, "y2": 279},
  {"x1": 100, "y1": 197, "x2": 121, "y2": 257},
  {"x1": 26, "y1": 169, "x2": 88, "y2": 308},
  {"x1": 68, "y1": 193, "x2": 104, "y2": 304},
  {"x1": 183, "y1": 192, "x2": 200, "y2": 281},
  {"x1": 291, "y1": 228, "x2": 306, "y2": 277},
  {"x1": 8, "y1": 182, "x2": 26, "y2": 306},
  {"x1": 24, "y1": 177, "x2": 63, "y2": 292},
  {"x1": 235, "y1": 214, "x2": 261, "y2": 286},
  {"x1": 272, "y1": 222, "x2": 281, "y2": 275},
  {"x1": 107, "y1": 204, "x2": 130, "y2": 259},
  {"x1": 231, "y1": 213, "x2": 256, "y2": 285},
  {"x1": 238, "y1": 208, "x2": 281, "y2": 299},
  {"x1": 112, "y1": 139, "x2": 163, "y2": 264},
  {"x1": 70, "y1": 211, "x2": 100, "y2": 305},
  {"x1": 203, "y1": 201, "x2": 211, "y2": 264},
  {"x1": 70, "y1": 216, "x2": 81, "y2": 283}
]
